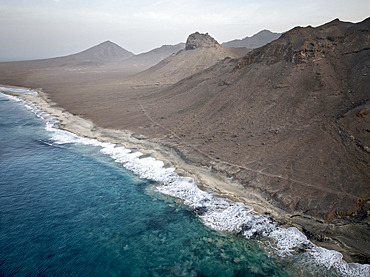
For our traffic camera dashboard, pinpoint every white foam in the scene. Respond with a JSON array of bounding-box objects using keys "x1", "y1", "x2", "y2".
[
  {"x1": 157, "y1": 178, "x2": 369, "y2": 276},
  {"x1": 267, "y1": 227, "x2": 370, "y2": 276},
  {"x1": 0, "y1": 92, "x2": 22, "y2": 102},
  {"x1": 0, "y1": 86, "x2": 38, "y2": 95},
  {"x1": 3, "y1": 92, "x2": 369, "y2": 277}
]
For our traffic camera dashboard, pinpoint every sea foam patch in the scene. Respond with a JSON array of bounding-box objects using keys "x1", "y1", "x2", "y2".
[
  {"x1": 0, "y1": 93, "x2": 22, "y2": 102},
  {"x1": 3, "y1": 92, "x2": 369, "y2": 277},
  {"x1": 0, "y1": 86, "x2": 38, "y2": 95}
]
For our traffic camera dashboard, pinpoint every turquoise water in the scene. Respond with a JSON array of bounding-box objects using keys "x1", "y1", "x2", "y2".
[
  {"x1": 0, "y1": 94, "x2": 290, "y2": 276},
  {"x1": 1, "y1": 91, "x2": 369, "y2": 277}
]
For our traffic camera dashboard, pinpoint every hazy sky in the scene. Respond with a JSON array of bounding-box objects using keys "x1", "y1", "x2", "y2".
[{"x1": 0, "y1": 0, "x2": 369, "y2": 61}]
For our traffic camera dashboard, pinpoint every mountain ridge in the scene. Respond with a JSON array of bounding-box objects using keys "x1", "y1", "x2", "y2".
[
  {"x1": 118, "y1": 43, "x2": 185, "y2": 72},
  {"x1": 223, "y1": 29, "x2": 281, "y2": 48}
]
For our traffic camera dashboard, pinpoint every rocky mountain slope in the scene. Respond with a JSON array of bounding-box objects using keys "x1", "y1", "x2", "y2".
[
  {"x1": 134, "y1": 18, "x2": 370, "y2": 262},
  {"x1": 223, "y1": 29, "x2": 281, "y2": 48},
  {"x1": 129, "y1": 32, "x2": 249, "y2": 85},
  {"x1": 140, "y1": 18, "x2": 370, "y2": 221}
]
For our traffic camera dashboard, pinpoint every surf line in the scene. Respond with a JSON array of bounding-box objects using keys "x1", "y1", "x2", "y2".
[{"x1": 1, "y1": 87, "x2": 369, "y2": 277}]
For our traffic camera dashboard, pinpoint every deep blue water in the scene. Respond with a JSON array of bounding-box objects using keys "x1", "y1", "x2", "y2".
[{"x1": 0, "y1": 94, "x2": 292, "y2": 276}]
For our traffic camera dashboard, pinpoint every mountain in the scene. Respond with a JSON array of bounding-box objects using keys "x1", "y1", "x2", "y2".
[
  {"x1": 119, "y1": 43, "x2": 185, "y2": 72},
  {"x1": 0, "y1": 40, "x2": 135, "y2": 70},
  {"x1": 0, "y1": 41, "x2": 186, "y2": 88},
  {"x1": 46, "y1": 40, "x2": 135, "y2": 67},
  {"x1": 61, "y1": 40, "x2": 134, "y2": 64},
  {"x1": 140, "y1": 18, "x2": 370, "y2": 221},
  {"x1": 134, "y1": 18, "x2": 370, "y2": 262},
  {"x1": 223, "y1": 29, "x2": 281, "y2": 48},
  {"x1": 128, "y1": 32, "x2": 249, "y2": 85}
]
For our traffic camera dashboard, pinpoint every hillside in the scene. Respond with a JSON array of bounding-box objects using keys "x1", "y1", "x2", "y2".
[
  {"x1": 133, "y1": 18, "x2": 370, "y2": 262},
  {"x1": 129, "y1": 32, "x2": 249, "y2": 85},
  {"x1": 223, "y1": 29, "x2": 281, "y2": 48},
  {"x1": 139, "y1": 18, "x2": 370, "y2": 222}
]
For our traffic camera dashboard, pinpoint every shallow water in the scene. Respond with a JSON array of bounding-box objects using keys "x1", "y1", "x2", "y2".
[{"x1": 0, "y1": 91, "x2": 368, "y2": 277}]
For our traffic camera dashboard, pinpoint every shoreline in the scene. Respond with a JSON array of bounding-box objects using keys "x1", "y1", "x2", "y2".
[{"x1": 0, "y1": 85, "x2": 368, "y2": 265}]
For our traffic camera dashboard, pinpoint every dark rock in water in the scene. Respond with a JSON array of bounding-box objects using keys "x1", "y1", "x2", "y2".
[
  {"x1": 139, "y1": 153, "x2": 153, "y2": 159},
  {"x1": 240, "y1": 222, "x2": 253, "y2": 231},
  {"x1": 294, "y1": 241, "x2": 314, "y2": 253},
  {"x1": 193, "y1": 206, "x2": 208, "y2": 215},
  {"x1": 186, "y1": 32, "x2": 220, "y2": 50},
  {"x1": 239, "y1": 222, "x2": 261, "y2": 239}
]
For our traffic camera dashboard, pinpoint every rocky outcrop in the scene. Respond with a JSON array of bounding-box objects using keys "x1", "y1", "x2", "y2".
[{"x1": 185, "y1": 32, "x2": 220, "y2": 50}]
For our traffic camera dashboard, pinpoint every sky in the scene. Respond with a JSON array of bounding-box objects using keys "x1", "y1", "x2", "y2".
[{"x1": 0, "y1": 0, "x2": 369, "y2": 61}]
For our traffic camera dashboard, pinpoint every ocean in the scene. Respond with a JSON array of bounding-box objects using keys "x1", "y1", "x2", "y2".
[{"x1": 0, "y1": 90, "x2": 368, "y2": 277}]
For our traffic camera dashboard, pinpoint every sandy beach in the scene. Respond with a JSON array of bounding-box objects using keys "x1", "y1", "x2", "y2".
[{"x1": 2, "y1": 85, "x2": 368, "y2": 264}]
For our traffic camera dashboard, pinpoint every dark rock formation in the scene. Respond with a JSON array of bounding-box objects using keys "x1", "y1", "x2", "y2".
[{"x1": 185, "y1": 32, "x2": 220, "y2": 50}]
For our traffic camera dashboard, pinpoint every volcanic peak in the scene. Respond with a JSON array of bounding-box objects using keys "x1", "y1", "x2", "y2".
[{"x1": 185, "y1": 32, "x2": 220, "y2": 50}]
